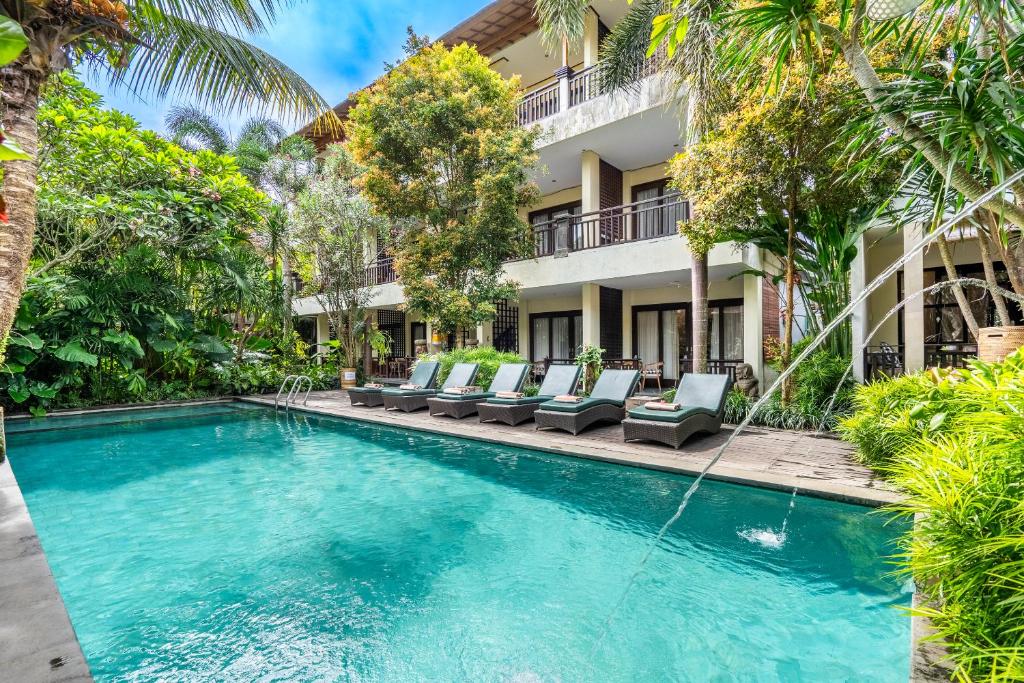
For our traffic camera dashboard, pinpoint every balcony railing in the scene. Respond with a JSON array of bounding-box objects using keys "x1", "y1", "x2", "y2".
[
  {"x1": 365, "y1": 256, "x2": 397, "y2": 286},
  {"x1": 862, "y1": 343, "x2": 977, "y2": 380},
  {"x1": 517, "y1": 81, "x2": 560, "y2": 126},
  {"x1": 568, "y1": 66, "x2": 597, "y2": 106},
  {"x1": 529, "y1": 193, "x2": 689, "y2": 258}
]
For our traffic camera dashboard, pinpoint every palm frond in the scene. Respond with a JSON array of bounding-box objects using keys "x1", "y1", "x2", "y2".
[
  {"x1": 236, "y1": 116, "x2": 286, "y2": 151},
  {"x1": 533, "y1": 0, "x2": 589, "y2": 53},
  {"x1": 139, "y1": 0, "x2": 288, "y2": 34},
  {"x1": 597, "y1": 0, "x2": 666, "y2": 92},
  {"x1": 116, "y1": 3, "x2": 331, "y2": 127},
  {"x1": 165, "y1": 104, "x2": 230, "y2": 152}
]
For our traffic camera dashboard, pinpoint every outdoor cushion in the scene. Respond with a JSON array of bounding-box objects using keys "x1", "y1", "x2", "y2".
[
  {"x1": 487, "y1": 363, "x2": 531, "y2": 393},
  {"x1": 589, "y1": 369, "x2": 641, "y2": 402},
  {"x1": 675, "y1": 373, "x2": 732, "y2": 413},
  {"x1": 441, "y1": 363, "x2": 480, "y2": 390},
  {"x1": 381, "y1": 388, "x2": 436, "y2": 397},
  {"x1": 432, "y1": 391, "x2": 495, "y2": 402},
  {"x1": 485, "y1": 395, "x2": 551, "y2": 406},
  {"x1": 407, "y1": 361, "x2": 441, "y2": 389},
  {"x1": 627, "y1": 405, "x2": 720, "y2": 423},
  {"x1": 348, "y1": 386, "x2": 383, "y2": 395},
  {"x1": 538, "y1": 397, "x2": 624, "y2": 413},
  {"x1": 537, "y1": 364, "x2": 582, "y2": 397}
]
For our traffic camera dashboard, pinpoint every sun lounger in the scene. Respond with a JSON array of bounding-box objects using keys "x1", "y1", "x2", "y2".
[
  {"x1": 348, "y1": 361, "x2": 439, "y2": 407},
  {"x1": 477, "y1": 364, "x2": 583, "y2": 426},
  {"x1": 533, "y1": 369, "x2": 640, "y2": 435},
  {"x1": 382, "y1": 362, "x2": 479, "y2": 412},
  {"x1": 426, "y1": 363, "x2": 531, "y2": 419},
  {"x1": 622, "y1": 373, "x2": 733, "y2": 448}
]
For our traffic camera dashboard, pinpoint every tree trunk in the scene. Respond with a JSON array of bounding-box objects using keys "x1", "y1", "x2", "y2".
[
  {"x1": 976, "y1": 230, "x2": 1011, "y2": 325},
  {"x1": 0, "y1": 64, "x2": 44, "y2": 357},
  {"x1": 781, "y1": 210, "x2": 797, "y2": 404},
  {"x1": 691, "y1": 250, "x2": 709, "y2": 373},
  {"x1": 362, "y1": 313, "x2": 372, "y2": 378},
  {"x1": 936, "y1": 233, "x2": 980, "y2": 340},
  {"x1": 280, "y1": 237, "x2": 292, "y2": 341}
]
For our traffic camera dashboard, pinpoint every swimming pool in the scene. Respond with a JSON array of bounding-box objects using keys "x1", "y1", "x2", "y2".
[{"x1": 7, "y1": 404, "x2": 910, "y2": 681}]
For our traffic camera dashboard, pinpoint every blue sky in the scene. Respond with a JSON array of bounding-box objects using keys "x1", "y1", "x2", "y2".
[{"x1": 85, "y1": 0, "x2": 490, "y2": 135}]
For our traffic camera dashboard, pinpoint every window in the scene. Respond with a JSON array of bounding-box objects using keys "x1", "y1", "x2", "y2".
[
  {"x1": 529, "y1": 202, "x2": 582, "y2": 255},
  {"x1": 632, "y1": 299, "x2": 743, "y2": 383},
  {"x1": 529, "y1": 311, "x2": 583, "y2": 361},
  {"x1": 631, "y1": 180, "x2": 688, "y2": 239}
]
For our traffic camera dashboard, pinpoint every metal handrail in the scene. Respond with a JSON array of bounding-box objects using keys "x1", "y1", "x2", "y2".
[{"x1": 275, "y1": 374, "x2": 313, "y2": 410}]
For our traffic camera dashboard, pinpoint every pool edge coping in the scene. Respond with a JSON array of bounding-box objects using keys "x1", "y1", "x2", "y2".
[{"x1": 0, "y1": 457, "x2": 93, "y2": 682}]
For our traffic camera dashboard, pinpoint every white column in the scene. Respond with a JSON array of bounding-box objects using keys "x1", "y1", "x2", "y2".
[
  {"x1": 518, "y1": 301, "x2": 530, "y2": 359},
  {"x1": 581, "y1": 150, "x2": 601, "y2": 250},
  {"x1": 850, "y1": 232, "x2": 869, "y2": 382},
  {"x1": 903, "y1": 224, "x2": 926, "y2": 372},
  {"x1": 476, "y1": 320, "x2": 493, "y2": 347},
  {"x1": 583, "y1": 10, "x2": 600, "y2": 68},
  {"x1": 742, "y1": 246, "x2": 764, "y2": 386},
  {"x1": 556, "y1": 66, "x2": 571, "y2": 113},
  {"x1": 316, "y1": 314, "x2": 330, "y2": 357},
  {"x1": 581, "y1": 283, "x2": 601, "y2": 349}
]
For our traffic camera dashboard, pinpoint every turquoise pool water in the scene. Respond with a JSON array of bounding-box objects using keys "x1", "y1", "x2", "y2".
[{"x1": 7, "y1": 405, "x2": 910, "y2": 681}]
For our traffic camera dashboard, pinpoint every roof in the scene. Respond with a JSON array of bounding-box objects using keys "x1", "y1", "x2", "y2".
[
  {"x1": 438, "y1": 0, "x2": 537, "y2": 56},
  {"x1": 298, "y1": 0, "x2": 537, "y2": 149}
]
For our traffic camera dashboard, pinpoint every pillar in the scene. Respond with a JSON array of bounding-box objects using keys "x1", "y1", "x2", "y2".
[
  {"x1": 581, "y1": 283, "x2": 601, "y2": 349},
  {"x1": 315, "y1": 314, "x2": 330, "y2": 359},
  {"x1": 518, "y1": 301, "x2": 530, "y2": 359},
  {"x1": 581, "y1": 150, "x2": 601, "y2": 250},
  {"x1": 903, "y1": 224, "x2": 926, "y2": 372},
  {"x1": 583, "y1": 10, "x2": 600, "y2": 68},
  {"x1": 850, "y1": 233, "x2": 869, "y2": 382},
  {"x1": 556, "y1": 65, "x2": 571, "y2": 113},
  {"x1": 476, "y1": 320, "x2": 494, "y2": 347},
  {"x1": 742, "y1": 246, "x2": 765, "y2": 386}
]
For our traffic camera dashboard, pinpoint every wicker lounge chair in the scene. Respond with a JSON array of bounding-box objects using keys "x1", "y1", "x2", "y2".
[
  {"x1": 426, "y1": 363, "x2": 531, "y2": 419},
  {"x1": 477, "y1": 364, "x2": 582, "y2": 426},
  {"x1": 622, "y1": 373, "x2": 733, "y2": 449},
  {"x1": 347, "y1": 361, "x2": 439, "y2": 407},
  {"x1": 533, "y1": 369, "x2": 640, "y2": 435},
  {"x1": 381, "y1": 362, "x2": 479, "y2": 412}
]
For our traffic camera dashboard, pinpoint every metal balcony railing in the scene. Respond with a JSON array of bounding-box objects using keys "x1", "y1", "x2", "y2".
[
  {"x1": 528, "y1": 193, "x2": 689, "y2": 258},
  {"x1": 517, "y1": 81, "x2": 560, "y2": 126},
  {"x1": 365, "y1": 255, "x2": 397, "y2": 285}
]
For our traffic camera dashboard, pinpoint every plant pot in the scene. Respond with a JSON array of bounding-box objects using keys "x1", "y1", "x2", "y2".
[
  {"x1": 977, "y1": 326, "x2": 1024, "y2": 363},
  {"x1": 339, "y1": 367, "x2": 358, "y2": 389}
]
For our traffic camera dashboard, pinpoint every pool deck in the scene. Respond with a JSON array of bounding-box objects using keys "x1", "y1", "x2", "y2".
[{"x1": 242, "y1": 390, "x2": 901, "y2": 507}]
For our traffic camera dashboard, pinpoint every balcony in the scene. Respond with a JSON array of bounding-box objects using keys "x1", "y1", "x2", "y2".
[
  {"x1": 862, "y1": 343, "x2": 977, "y2": 380},
  {"x1": 365, "y1": 255, "x2": 397, "y2": 285},
  {"x1": 528, "y1": 192, "x2": 689, "y2": 258}
]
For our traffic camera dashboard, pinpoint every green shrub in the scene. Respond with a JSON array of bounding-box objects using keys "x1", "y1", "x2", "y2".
[
  {"x1": 840, "y1": 350, "x2": 1024, "y2": 679},
  {"x1": 423, "y1": 346, "x2": 526, "y2": 389}
]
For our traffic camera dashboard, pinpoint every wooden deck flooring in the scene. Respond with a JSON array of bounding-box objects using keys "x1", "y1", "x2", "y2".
[{"x1": 243, "y1": 391, "x2": 899, "y2": 506}]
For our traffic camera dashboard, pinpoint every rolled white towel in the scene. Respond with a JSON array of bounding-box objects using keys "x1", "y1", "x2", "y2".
[
  {"x1": 646, "y1": 401, "x2": 682, "y2": 412},
  {"x1": 553, "y1": 395, "x2": 582, "y2": 403},
  {"x1": 399, "y1": 383, "x2": 422, "y2": 390},
  {"x1": 495, "y1": 390, "x2": 525, "y2": 399}
]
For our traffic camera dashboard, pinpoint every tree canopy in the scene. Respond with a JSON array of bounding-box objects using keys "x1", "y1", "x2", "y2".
[{"x1": 348, "y1": 39, "x2": 539, "y2": 333}]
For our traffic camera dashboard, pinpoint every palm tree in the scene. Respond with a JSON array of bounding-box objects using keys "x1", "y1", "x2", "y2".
[
  {"x1": 165, "y1": 105, "x2": 286, "y2": 185},
  {"x1": 538, "y1": 0, "x2": 729, "y2": 373},
  {"x1": 533, "y1": 0, "x2": 589, "y2": 69},
  {"x1": 0, "y1": 0, "x2": 332, "y2": 360}
]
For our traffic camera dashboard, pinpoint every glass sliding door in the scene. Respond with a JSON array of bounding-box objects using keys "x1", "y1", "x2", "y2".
[
  {"x1": 636, "y1": 311, "x2": 660, "y2": 370},
  {"x1": 530, "y1": 311, "x2": 583, "y2": 362},
  {"x1": 632, "y1": 305, "x2": 688, "y2": 383}
]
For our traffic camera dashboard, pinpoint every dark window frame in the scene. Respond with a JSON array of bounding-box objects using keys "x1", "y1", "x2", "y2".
[{"x1": 631, "y1": 298, "x2": 744, "y2": 366}]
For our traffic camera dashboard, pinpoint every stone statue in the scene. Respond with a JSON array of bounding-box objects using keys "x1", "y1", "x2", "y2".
[{"x1": 734, "y1": 363, "x2": 759, "y2": 398}]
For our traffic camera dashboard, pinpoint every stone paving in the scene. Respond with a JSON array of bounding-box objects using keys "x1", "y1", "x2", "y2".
[{"x1": 243, "y1": 390, "x2": 900, "y2": 506}]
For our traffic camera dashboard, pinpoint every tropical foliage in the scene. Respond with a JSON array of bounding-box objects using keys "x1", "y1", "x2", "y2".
[
  {"x1": 421, "y1": 346, "x2": 526, "y2": 390},
  {"x1": 292, "y1": 144, "x2": 387, "y2": 373},
  {"x1": 841, "y1": 352, "x2": 1024, "y2": 679},
  {"x1": 2, "y1": 76, "x2": 320, "y2": 416},
  {"x1": 348, "y1": 37, "x2": 539, "y2": 334},
  {"x1": 0, "y1": 0, "x2": 333, "y2": 388}
]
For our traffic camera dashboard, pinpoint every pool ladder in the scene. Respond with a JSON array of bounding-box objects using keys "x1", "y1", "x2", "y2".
[{"x1": 275, "y1": 375, "x2": 312, "y2": 411}]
